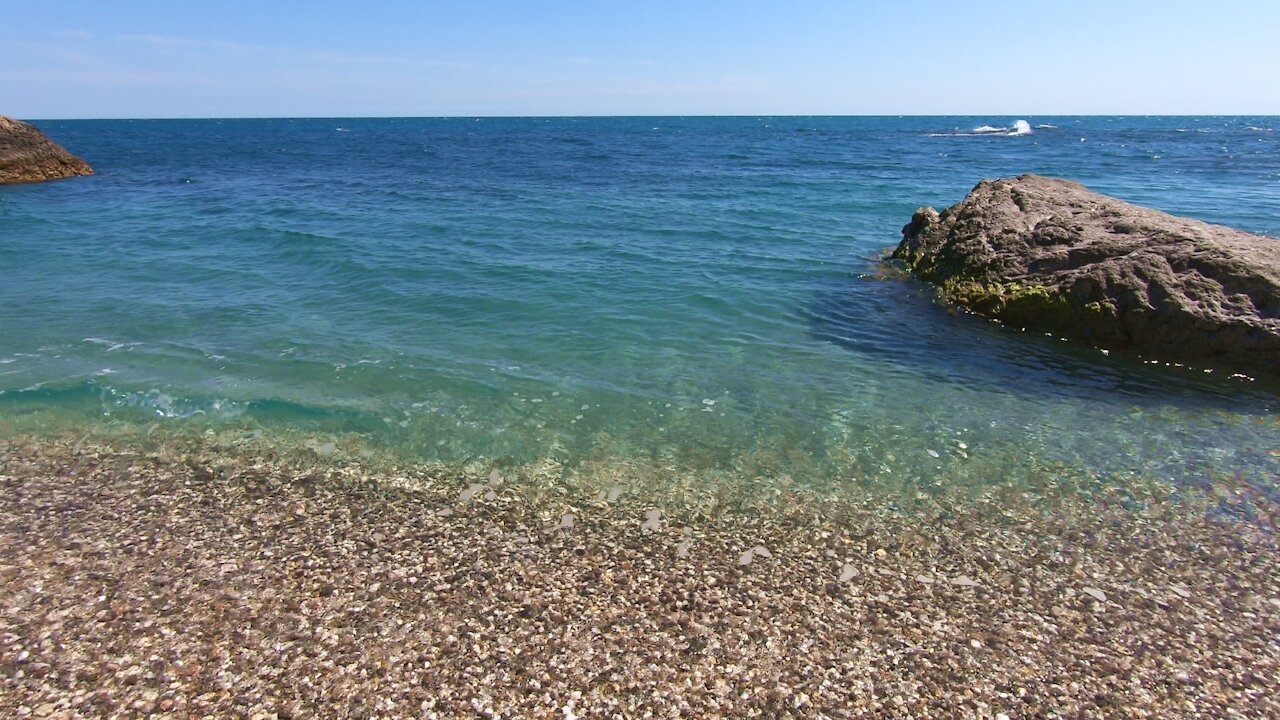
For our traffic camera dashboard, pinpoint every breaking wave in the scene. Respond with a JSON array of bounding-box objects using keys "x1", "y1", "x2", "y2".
[{"x1": 928, "y1": 119, "x2": 1033, "y2": 137}]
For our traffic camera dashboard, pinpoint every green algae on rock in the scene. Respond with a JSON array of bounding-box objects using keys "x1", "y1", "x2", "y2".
[
  {"x1": 937, "y1": 278, "x2": 1105, "y2": 333},
  {"x1": 892, "y1": 175, "x2": 1280, "y2": 378}
]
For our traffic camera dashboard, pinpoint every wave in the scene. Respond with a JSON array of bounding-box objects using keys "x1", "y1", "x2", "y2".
[
  {"x1": 1245, "y1": 126, "x2": 1273, "y2": 132},
  {"x1": 0, "y1": 378, "x2": 367, "y2": 424},
  {"x1": 108, "y1": 388, "x2": 246, "y2": 419},
  {"x1": 83, "y1": 337, "x2": 142, "y2": 353},
  {"x1": 927, "y1": 119, "x2": 1033, "y2": 137}
]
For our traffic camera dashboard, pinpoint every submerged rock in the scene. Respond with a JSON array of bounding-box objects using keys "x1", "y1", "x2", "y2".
[
  {"x1": 892, "y1": 175, "x2": 1280, "y2": 378},
  {"x1": 0, "y1": 115, "x2": 93, "y2": 184}
]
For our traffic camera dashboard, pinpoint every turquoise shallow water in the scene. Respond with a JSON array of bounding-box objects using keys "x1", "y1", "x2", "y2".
[{"x1": 2, "y1": 116, "x2": 1278, "y2": 494}]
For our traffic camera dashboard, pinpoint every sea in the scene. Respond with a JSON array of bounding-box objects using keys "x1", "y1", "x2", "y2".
[{"x1": 3, "y1": 116, "x2": 1278, "y2": 500}]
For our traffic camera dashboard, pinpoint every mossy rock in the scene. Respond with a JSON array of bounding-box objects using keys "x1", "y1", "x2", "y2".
[{"x1": 890, "y1": 175, "x2": 1280, "y2": 378}]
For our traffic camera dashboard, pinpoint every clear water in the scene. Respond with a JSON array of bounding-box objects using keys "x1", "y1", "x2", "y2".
[{"x1": 3, "y1": 116, "x2": 1278, "y2": 494}]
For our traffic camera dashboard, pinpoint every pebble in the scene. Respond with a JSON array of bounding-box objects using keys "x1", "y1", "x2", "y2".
[
  {"x1": 642, "y1": 509, "x2": 662, "y2": 532},
  {"x1": 2, "y1": 436, "x2": 1275, "y2": 719},
  {"x1": 1082, "y1": 587, "x2": 1107, "y2": 603},
  {"x1": 460, "y1": 483, "x2": 486, "y2": 502}
]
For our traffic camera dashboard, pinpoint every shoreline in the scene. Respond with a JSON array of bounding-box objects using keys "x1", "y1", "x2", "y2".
[{"x1": 2, "y1": 435, "x2": 1277, "y2": 717}]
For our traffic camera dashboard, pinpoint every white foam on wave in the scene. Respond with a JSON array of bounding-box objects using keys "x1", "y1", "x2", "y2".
[
  {"x1": 1035, "y1": 123, "x2": 1057, "y2": 129},
  {"x1": 1245, "y1": 126, "x2": 1273, "y2": 132},
  {"x1": 83, "y1": 337, "x2": 141, "y2": 353},
  {"x1": 97, "y1": 385, "x2": 247, "y2": 420},
  {"x1": 928, "y1": 119, "x2": 1033, "y2": 138}
]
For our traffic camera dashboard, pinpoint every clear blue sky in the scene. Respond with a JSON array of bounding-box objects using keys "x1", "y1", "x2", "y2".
[{"x1": 3, "y1": 0, "x2": 1278, "y2": 118}]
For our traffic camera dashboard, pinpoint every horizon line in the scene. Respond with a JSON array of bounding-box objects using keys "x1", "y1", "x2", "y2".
[{"x1": 19, "y1": 113, "x2": 1280, "y2": 122}]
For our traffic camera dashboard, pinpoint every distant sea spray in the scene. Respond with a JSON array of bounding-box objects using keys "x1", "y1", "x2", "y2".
[{"x1": 927, "y1": 119, "x2": 1035, "y2": 137}]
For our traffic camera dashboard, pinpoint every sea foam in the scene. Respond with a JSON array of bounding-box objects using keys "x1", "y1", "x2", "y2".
[{"x1": 928, "y1": 119, "x2": 1033, "y2": 137}]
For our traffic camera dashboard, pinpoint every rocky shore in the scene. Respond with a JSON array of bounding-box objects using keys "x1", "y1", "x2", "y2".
[
  {"x1": 2, "y1": 435, "x2": 1277, "y2": 718},
  {"x1": 892, "y1": 176, "x2": 1280, "y2": 379},
  {"x1": 0, "y1": 116, "x2": 92, "y2": 185}
]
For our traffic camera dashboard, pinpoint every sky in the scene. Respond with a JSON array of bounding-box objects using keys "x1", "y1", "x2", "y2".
[{"x1": 3, "y1": 0, "x2": 1279, "y2": 118}]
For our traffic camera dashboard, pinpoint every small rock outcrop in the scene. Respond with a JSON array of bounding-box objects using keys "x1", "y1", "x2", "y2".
[
  {"x1": 892, "y1": 175, "x2": 1280, "y2": 378},
  {"x1": 0, "y1": 115, "x2": 93, "y2": 184}
]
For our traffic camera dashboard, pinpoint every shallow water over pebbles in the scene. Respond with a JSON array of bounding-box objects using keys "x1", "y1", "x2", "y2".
[{"x1": 3, "y1": 116, "x2": 1279, "y2": 502}]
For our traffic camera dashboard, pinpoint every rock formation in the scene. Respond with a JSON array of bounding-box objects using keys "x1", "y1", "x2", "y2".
[
  {"x1": 892, "y1": 175, "x2": 1280, "y2": 378},
  {"x1": 0, "y1": 115, "x2": 93, "y2": 184}
]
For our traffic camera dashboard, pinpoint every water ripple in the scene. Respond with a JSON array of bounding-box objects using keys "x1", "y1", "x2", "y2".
[{"x1": 4, "y1": 116, "x2": 1278, "y2": 490}]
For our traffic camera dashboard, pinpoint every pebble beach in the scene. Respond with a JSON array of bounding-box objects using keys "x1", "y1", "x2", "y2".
[{"x1": 2, "y1": 433, "x2": 1277, "y2": 718}]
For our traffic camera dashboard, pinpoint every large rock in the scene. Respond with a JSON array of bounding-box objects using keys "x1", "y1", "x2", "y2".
[
  {"x1": 891, "y1": 175, "x2": 1280, "y2": 378},
  {"x1": 0, "y1": 115, "x2": 93, "y2": 184}
]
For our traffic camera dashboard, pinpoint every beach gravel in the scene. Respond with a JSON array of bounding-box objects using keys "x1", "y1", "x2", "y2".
[{"x1": 1, "y1": 437, "x2": 1277, "y2": 718}]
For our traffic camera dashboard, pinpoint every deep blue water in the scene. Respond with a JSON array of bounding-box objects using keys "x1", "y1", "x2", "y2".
[{"x1": 3, "y1": 116, "x2": 1278, "y2": 493}]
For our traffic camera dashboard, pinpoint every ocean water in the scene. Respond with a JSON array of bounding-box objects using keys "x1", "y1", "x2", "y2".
[{"x1": 3, "y1": 116, "x2": 1279, "y2": 497}]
